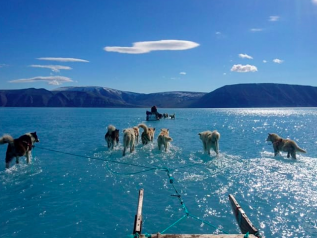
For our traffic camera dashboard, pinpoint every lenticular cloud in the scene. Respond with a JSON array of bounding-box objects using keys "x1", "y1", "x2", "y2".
[
  {"x1": 37, "y1": 57, "x2": 89, "y2": 63},
  {"x1": 9, "y1": 76, "x2": 73, "y2": 85},
  {"x1": 104, "y1": 40, "x2": 199, "y2": 54},
  {"x1": 30, "y1": 65, "x2": 72, "y2": 72},
  {"x1": 231, "y1": 64, "x2": 258, "y2": 73},
  {"x1": 239, "y1": 54, "x2": 253, "y2": 59}
]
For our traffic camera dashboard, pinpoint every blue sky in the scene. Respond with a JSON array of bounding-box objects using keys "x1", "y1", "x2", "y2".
[{"x1": 0, "y1": 0, "x2": 316, "y2": 93}]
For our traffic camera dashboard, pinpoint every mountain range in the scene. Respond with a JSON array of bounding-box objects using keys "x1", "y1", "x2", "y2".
[{"x1": 1, "y1": 83, "x2": 317, "y2": 108}]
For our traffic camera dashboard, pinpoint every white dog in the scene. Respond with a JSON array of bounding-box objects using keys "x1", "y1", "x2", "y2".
[
  {"x1": 122, "y1": 128, "x2": 136, "y2": 156},
  {"x1": 157, "y1": 129, "x2": 173, "y2": 151},
  {"x1": 198, "y1": 130, "x2": 220, "y2": 155}
]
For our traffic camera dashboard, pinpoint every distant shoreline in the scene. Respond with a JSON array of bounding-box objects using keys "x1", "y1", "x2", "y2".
[{"x1": 1, "y1": 83, "x2": 317, "y2": 108}]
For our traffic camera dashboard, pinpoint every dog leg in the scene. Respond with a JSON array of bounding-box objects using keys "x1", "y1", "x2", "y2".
[
  {"x1": 207, "y1": 144, "x2": 211, "y2": 155},
  {"x1": 26, "y1": 152, "x2": 31, "y2": 164},
  {"x1": 215, "y1": 141, "x2": 219, "y2": 154},
  {"x1": 203, "y1": 141, "x2": 207, "y2": 153},
  {"x1": 287, "y1": 152, "x2": 290, "y2": 158},
  {"x1": 274, "y1": 149, "x2": 279, "y2": 156},
  {"x1": 213, "y1": 146, "x2": 217, "y2": 155},
  {"x1": 5, "y1": 156, "x2": 13, "y2": 169},
  {"x1": 16, "y1": 157, "x2": 20, "y2": 164},
  {"x1": 291, "y1": 151, "x2": 296, "y2": 159},
  {"x1": 207, "y1": 143, "x2": 211, "y2": 155},
  {"x1": 130, "y1": 140, "x2": 135, "y2": 153},
  {"x1": 123, "y1": 146, "x2": 126, "y2": 156}
]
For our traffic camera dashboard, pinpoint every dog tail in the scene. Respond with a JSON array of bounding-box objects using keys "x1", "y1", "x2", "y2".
[
  {"x1": 138, "y1": 123, "x2": 148, "y2": 133},
  {"x1": 0, "y1": 134, "x2": 14, "y2": 145},
  {"x1": 108, "y1": 125, "x2": 116, "y2": 132},
  {"x1": 296, "y1": 146, "x2": 306, "y2": 153}
]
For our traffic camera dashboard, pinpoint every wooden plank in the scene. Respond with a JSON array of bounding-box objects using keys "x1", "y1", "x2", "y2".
[
  {"x1": 228, "y1": 194, "x2": 258, "y2": 235},
  {"x1": 133, "y1": 189, "x2": 144, "y2": 235},
  {"x1": 140, "y1": 234, "x2": 257, "y2": 238}
]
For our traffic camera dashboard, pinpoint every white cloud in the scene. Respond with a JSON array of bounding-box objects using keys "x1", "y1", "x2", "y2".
[
  {"x1": 239, "y1": 54, "x2": 253, "y2": 59},
  {"x1": 223, "y1": 73, "x2": 227, "y2": 76},
  {"x1": 37, "y1": 57, "x2": 89, "y2": 62},
  {"x1": 104, "y1": 40, "x2": 199, "y2": 54},
  {"x1": 250, "y1": 28, "x2": 263, "y2": 32},
  {"x1": 313, "y1": 0, "x2": 317, "y2": 5},
  {"x1": 179, "y1": 72, "x2": 186, "y2": 75},
  {"x1": 273, "y1": 58, "x2": 284, "y2": 64},
  {"x1": 215, "y1": 32, "x2": 221, "y2": 35},
  {"x1": 9, "y1": 76, "x2": 73, "y2": 85},
  {"x1": 30, "y1": 65, "x2": 72, "y2": 72},
  {"x1": 269, "y1": 16, "x2": 280, "y2": 22},
  {"x1": 231, "y1": 64, "x2": 258, "y2": 73},
  {"x1": 263, "y1": 60, "x2": 267, "y2": 63}
]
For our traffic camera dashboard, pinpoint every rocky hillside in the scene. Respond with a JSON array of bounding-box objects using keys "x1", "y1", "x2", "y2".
[
  {"x1": 0, "y1": 87, "x2": 205, "y2": 108},
  {"x1": 1, "y1": 84, "x2": 317, "y2": 108},
  {"x1": 190, "y1": 83, "x2": 317, "y2": 108}
]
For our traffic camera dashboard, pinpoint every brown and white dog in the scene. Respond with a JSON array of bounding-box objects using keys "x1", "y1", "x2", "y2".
[
  {"x1": 133, "y1": 126, "x2": 139, "y2": 144},
  {"x1": 122, "y1": 128, "x2": 136, "y2": 156},
  {"x1": 0, "y1": 132, "x2": 40, "y2": 169},
  {"x1": 138, "y1": 124, "x2": 155, "y2": 145},
  {"x1": 105, "y1": 125, "x2": 119, "y2": 149},
  {"x1": 157, "y1": 129, "x2": 173, "y2": 151},
  {"x1": 198, "y1": 130, "x2": 220, "y2": 155},
  {"x1": 266, "y1": 133, "x2": 306, "y2": 159}
]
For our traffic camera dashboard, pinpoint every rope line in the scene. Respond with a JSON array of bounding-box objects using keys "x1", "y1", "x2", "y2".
[
  {"x1": 34, "y1": 145, "x2": 232, "y2": 235},
  {"x1": 34, "y1": 145, "x2": 158, "y2": 170},
  {"x1": 160, "y1": 214, "x2": 187, "y2": 234},
  {"x1": 106, "y1": 162, "x2": 158, "y2": 176}
]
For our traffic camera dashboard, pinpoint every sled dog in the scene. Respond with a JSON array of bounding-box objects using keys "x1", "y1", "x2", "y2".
[
  {"x1": 157, "y1": 129, "x2": 173, "y2": 151},
  {"x1": 0, "y1": 132, "x2": 40, "y2": 169},
  {"x1": 266, "y1": 133, "x2": 306, "y2": 159},
  {"x1": 105, "y1": 125, "x2": 119, "y2": 149},
  {"x1": 138, "y1": 124, "x2": 155, "y2": 145},
  {"x1": 122, "y1": 128, "x2": 136, "y2": 156},
  {"x1": 198, "y1": 130, "x2": 220, "y2": 155}
]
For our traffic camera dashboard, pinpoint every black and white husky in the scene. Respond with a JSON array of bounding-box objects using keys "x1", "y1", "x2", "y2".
[
  {"x1": 0, "y1": 132, "x2": 40, "y2": 169},
  {"x1": 105, "y1": 125, "x2": 119, "y2": 149}
]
